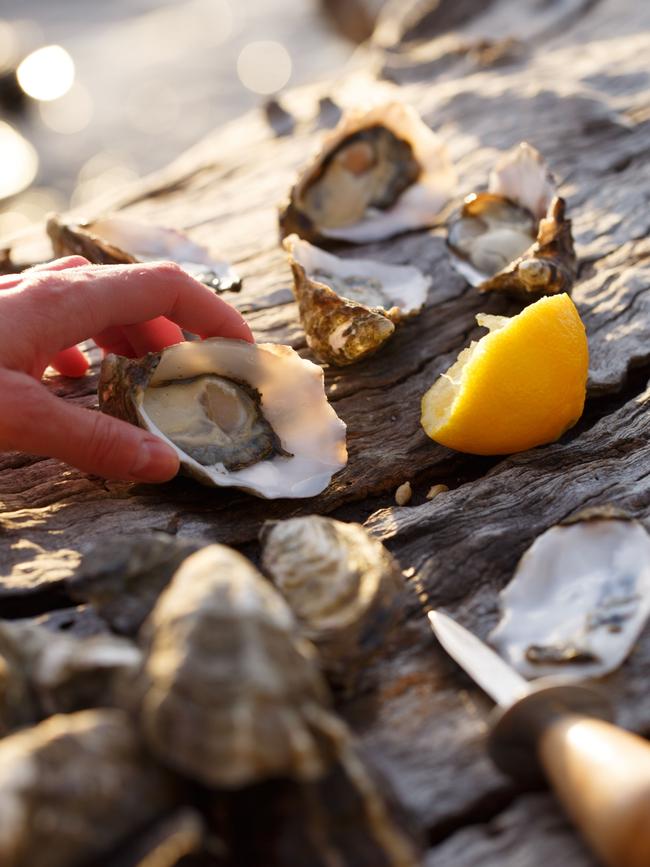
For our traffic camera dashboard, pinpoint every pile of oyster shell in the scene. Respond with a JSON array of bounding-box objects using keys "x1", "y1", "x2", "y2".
[{"x1": 0, "y1": 518, "x2": 418, "y2": 867}]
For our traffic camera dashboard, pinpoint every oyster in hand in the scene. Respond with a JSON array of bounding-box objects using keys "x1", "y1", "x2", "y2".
[
  {"x1": 47, "y1": 212, "x2": 241, "y2": 293},
  {"x1": 284, "y1": 234, "x2": 431, "y2": 365},
  {"x1": 98, "y1": 338, "x2": 347, "y2": 498},
  {"x1": 279, "y1": 102, "x2": 455, "y2": 244}
]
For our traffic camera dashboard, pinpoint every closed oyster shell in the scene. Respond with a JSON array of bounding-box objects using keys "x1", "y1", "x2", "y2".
[
  {"x1": 261, "y1": 516, "x2": 405, "y2": 683},
  {"x1": 489, "y1": 510, "x2": 650, "y2": 679},
  {"x1": 284, "y1": 235, "x2": 431, "y2": 365},
  {"x1": 0, "y1": 709, "x2": 179, "y2": 867},
  {"x1": 279, "y1": 102, "x2": 455, "y2": 244},
  {"x1": 98, "y1": 338, "x2": 347, "y2": 499},
  {"x1": 134, "y1": 544, "x2": 340, "y2": 788},
  {"x1": 47, "y1": 213, "x2": 241, "y2": 293},
  {"x1": 0, "y1": 621, "x2": 141, "y2": 734}
]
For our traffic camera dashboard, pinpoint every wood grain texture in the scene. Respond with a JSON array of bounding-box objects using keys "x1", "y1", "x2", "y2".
[{"x1": 2, "y1": 0, "x2": 650, "y2": 861}]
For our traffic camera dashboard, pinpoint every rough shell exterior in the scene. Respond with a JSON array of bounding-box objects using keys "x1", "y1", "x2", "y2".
[
  {"x1": 260, "y1": 516, "x2": 405, "y2": 683},
  {"x1": 103, "y1": 809, "x2": 206, "y2": 867},
  {"x1": 0, "y1": 709, "x2": 179, "y2": 867},
  {"x1": 134, "y1": 544, "x2": 339, "y2": 788}
]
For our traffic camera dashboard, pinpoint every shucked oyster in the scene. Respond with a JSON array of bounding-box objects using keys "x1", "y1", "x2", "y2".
[
  {"x1": 279, "y1": 102, "x2": 455, "y2": 244},
  {"x1": 448, "y1": 143, "x2": 576, "y2": 299},
  {"x1": 284, "y1": 235, "x2": 431, "y2": 366},
  {"x1": 489, "y1": 510, "x2": 650, "y2": 680},
  {"x1": 99, "y1": 338, "x2": 347, "y2": 498},
  {"x1": 47, "y1": 212, "x2": 241, "y2": 293},
  {"x1": 261, "y1": 516, "x2": 405, "y2": 683}
]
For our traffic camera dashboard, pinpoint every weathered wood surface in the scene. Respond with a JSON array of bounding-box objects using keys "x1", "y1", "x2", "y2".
[{"x1": 2, "y1": 0, "x2": 650, "y2": 862}]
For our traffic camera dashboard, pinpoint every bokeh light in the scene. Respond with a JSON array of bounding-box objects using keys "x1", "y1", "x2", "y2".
[
  {"x1": 71, "y1": 151, "x2": 140, "y2": 208},
  {"x1": 236, "y1": 40, "x2": 292, "y2": 95},
  {"x1": 0, "y1": 121, "x2": 38, "y2": 199},
  {"x1": 0, "y1": 19, "x2": 19, "y2": 69},
  {"x1": 17, "y1": 45, "x2": 75, "y2": 101},
  {"x1": 38, "y1": 81, "x2": 93, "y2": 134}
]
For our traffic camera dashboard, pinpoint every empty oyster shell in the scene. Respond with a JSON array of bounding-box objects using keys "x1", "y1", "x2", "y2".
[
  {"x1": 261, "y1": 516, "x2": 405, "y2": 683},
  {"x1": 0, "y1": 709, "x2": 179, "y2": 867},
  {"x1": 98, "y1": 338, "x2": 347, "y2": 498},
  {"x1": 284, "y1": 234, "x2": 431, "y2": 365},
  {"x1": 0, "y1": 621, "x2": 141, "y2": 734},
  {"x1": 489, "y1": 511, "x2": 650, "y2": 679},
  {"x1": 447, "y1": 143, "x2": 576, "y2": 299},
  {"x1": 68, "y1": 532, "x2": 203, "y2": 636},
  {"x1": 279, "y1": 102, "x2": 455, "y2": 244},
  {"x1": 47, "y1": 213, "x2": 241, "y2": 293},
  {"x1": 134, "y1": 544, "x2": 341, "y2": 788}
]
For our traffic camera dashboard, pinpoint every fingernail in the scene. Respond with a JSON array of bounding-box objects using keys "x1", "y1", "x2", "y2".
[{"x1": 131, "y1": 437, "x2": 179, "y2": 481}]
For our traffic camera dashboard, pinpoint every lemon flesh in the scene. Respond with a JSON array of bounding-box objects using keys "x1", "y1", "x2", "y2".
[{"x1": 421, "y1": 294, "x2": 588, "y2": 455}]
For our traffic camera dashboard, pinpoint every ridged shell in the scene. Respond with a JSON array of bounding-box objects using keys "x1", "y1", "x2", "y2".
[
  {"x1": 260, "y1": 516, "x2": 405, "y2": 683},
  {"x1": 98, "y1": 338, "x2": 347, "y2": 499},
  {"x1": 135, "y1": 544, "x2": 339, "y2": 788},
  {"x1": 0, "y1": 709, "x2": 179, "y2": 867},
  {"x1": 284, "y1": 235, "x2": 431, "y2": 366},
  {"x1": 489, "y1": 510, "x2": 650, "y2": 679},
  {"x1": 279, "y1": 101, "x2": 455, "y2": 244}
]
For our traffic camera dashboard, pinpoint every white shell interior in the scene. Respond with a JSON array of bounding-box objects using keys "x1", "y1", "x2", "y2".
[
  {"x1": 89, "y1": 214, "x2": 239, "y2": 284},
  {"x1": 301, "y1": 102, "x2": 456, "y2": 243},
  {"x1": 136, "y1": 339, "x2": 347, "y2": 499},
  {"x1": 489, "y1": 518, "x2": 650, "y2": 680},
  {"x1": 286, "y1": 235, "x2": 431, "y2": 316}
]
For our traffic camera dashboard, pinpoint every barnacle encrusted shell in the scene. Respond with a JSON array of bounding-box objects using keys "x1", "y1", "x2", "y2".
[
  {"x1": 0, "y1": 709, "x2": 179, "y2": 867},
  {"x1": 279, "y1": 102, "x2": 455, "y2": 244},
  {"x1": 284, "y1": 234, "x2": 431, "y2": 365},
  {"x1": 98, "y1": 338, "x2": 347, "y2": 498},
  {"x1": 68, "y1": 532, "x2": 203, "y2": 636},
  {"x1": 134, "y1": 544, "x2": 340, "y2": 788},
  {"x1": 47, "y1": 212, "x2": 241, "y2": 293},
  {"x1": 0, "y1": 621, "x2": 141, "y2": 734},
  {"x1": 489, "y1": 509, "x2": 650, "y2": 679},
  {"x1": 447, "y1": 142, "x2": 576, "y2": 299},
  {"x1": 260, "y1": 516, "x2": 405, "y2": 681}
]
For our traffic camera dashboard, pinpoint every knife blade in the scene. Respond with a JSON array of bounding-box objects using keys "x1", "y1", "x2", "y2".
[{"x1": 428, "y1": 609, "x2": 650, "y2": 867}]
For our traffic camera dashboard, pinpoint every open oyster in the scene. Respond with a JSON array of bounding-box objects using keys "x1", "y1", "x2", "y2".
[
  {"x1": 447, "y1": 143, "x2": 576, "y2": 299},
  {"x1": 98, "y1": 338, "x2": 347, "y2": 498},
  {"x1": 279, "y1": 102, "x2": 455, "y2": 244},
  {"x1": 134, "y1": 544, "x2": 341, "y2": 788},
  {"x1": 0, "y1": 709, "x2": 179, "y2": 867},
  {"x1": 261, "y1": 516, "x2": 405, "y2": 683},
  {"x1": 47, "y1": 212, "x2": 241, "y2": 293},
  {"x1": 489, "y1": 510, "x2": 650, "y2": 680},
  {"x1": 284, "y1": 234, "x2": 431, "y2": 365}
]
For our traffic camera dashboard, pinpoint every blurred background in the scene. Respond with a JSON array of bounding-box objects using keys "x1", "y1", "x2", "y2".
[{"x1": 0, "y1": 0, "x2": 372, "y2": 243}]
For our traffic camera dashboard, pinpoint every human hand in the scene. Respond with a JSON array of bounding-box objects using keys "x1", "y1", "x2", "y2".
[{"x1": 0, "y1": 255, "x2": 253, "y2": 482}]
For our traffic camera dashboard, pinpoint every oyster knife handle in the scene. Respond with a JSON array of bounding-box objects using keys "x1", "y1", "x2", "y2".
[{"x1": 539, "y1": 715, "x2": 650, "y2": 867}]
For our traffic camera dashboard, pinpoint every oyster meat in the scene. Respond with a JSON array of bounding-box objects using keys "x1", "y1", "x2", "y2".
[
  {"x1": 447, "y1": 142, "x2": 576, "y2": 299},
  {"x1": 284, "y1": 234, "x2": 431, "y2": 365},
  {"x1": 133, "y1": 544, "x2": 340, "y2": 788},
  {"x1": 99, "y1": 338, "x2": 347, "y2": 498},
  {"x1": 489, "y1": 511, "x2": 650, "y2": 679},
  {"x1": 261, "y1": 516, "x2": 405, "y2": 683},
  {"x1": 279, "y1": 101, "x2": 455, "y2": 244},
  {"x1": 47, "y1": 212, "x2": 241, "y2": 293},
  {"x1": 0, "y1": 709, "x2": 179, "y2": 867}
]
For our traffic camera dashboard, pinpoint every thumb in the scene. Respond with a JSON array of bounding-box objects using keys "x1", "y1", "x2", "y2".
[{"x1": 0, "y1": 369, "x2": 179, "y2": 482}]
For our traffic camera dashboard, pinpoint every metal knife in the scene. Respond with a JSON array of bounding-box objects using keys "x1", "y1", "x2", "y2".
[{"x1": 428, "y1": 610, "x2": 650, "y2": 867}]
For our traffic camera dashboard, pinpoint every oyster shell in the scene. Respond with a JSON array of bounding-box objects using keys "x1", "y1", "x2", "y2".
[
  {"x1": 47, "y1": 213, "x2": 241, "y2": 293},
  {"x1": 0, "y1": 709, "x2": 179, "y2": 867},
  {"x1": 134, "y1": 544, "x2": 341, "y2": 788},
  {"x1": 284, "y1": 234, "x2": 431, "y2": 365},
  {"x1": 0, "y1": 621, "x2": 141, "y2": 734},
  {"x1": 447, "y1": 143, "x2": 576, "y2": 299},
  {"x1": 489, "y1": 511, "x2": 650, "y2": 680},
  {"x1": 68, "y1": 532, "x2": 204, "y2": 636},
  {"x1": 98, "y1": 338, "x2": 347, "y2": 498},
  {"x1": 279, "y1": 101, "x2": 455, "y2": 244},
  {"x1": 260, "y1": 516, "x2": 405, "y2": 683}
]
